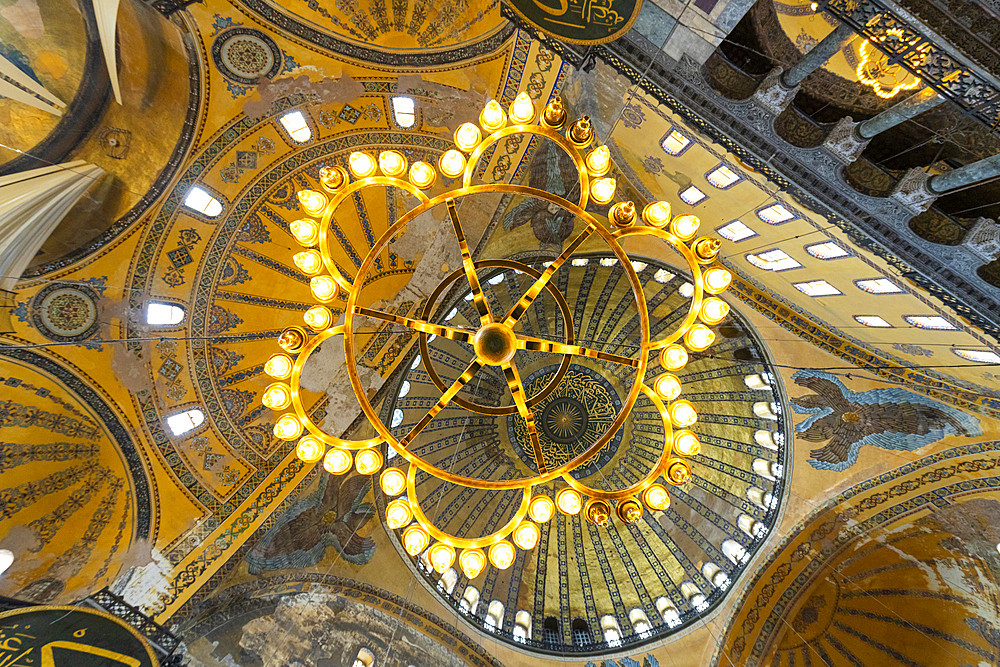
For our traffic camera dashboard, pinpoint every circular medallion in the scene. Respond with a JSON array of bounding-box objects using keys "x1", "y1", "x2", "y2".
[
  {"x1": 541, "y1": 396, "x2": 588, "y2": 443},
  {"x1": 29, "y1": 282, "x2": 100, "y2": 342},
  {"x1": 212, "y1": 28, "x2": 282, "y2": 85}
]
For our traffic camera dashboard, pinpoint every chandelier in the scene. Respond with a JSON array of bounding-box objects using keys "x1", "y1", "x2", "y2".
[
  {"x1": 856, "y1": 28, "x2": 928, "y2": 99},
  {"x1": 261, "y1": 92, "x2": 732, "y2": 578}
]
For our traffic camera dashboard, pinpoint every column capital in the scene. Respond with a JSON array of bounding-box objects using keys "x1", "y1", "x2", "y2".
[
  {"x1": 890, "y1": 167, "x2": 937, "y2": 215},
  {"x1": 752, "y1": 68, "x2": 799, "y2": 115},
  {"x1": 823, "y1": 116, "x2": 870, "y2": 164},
  {"x1": 961, "y1": 217, "x2": 1000, "y2": 262}
]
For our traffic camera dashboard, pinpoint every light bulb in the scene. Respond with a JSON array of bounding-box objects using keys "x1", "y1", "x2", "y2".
[
  {"x1": 408, "y1": 161, "x2": 436, "y2": 189},
  {"x1": 670, "y1": 214, "x2": 701, "y2": 240},
  {"x1": 610, "y1": 201, "x2": 636, "y2": 227},
  {"x1": 429, "y1": 542, "x2": 456, "y2": 574},
  {"x1": 654, "y1": 373, "x2": 682, "y2": 401},
  {"x1": 459, "y1": 548, "x2": 487, "y2": 579},
  {"x1": 479, "y1": 99, "x2": 507, "y2": 132},
  {"x1": 615, "y1": 499, "x2": 643, "y2": 525},
  {"x1": 297, "y1": 190, "x2": 327, "y2": 216},
  {"x1": 380, "y1": 467, "x2": 406, "y2": 496},
  {"x1": 290, "y1": 219, "x2": 319, "y2": 246},
  {"x1": 509, "y1": 92, "x2": 535, "y2": 124},
  {"x1": 667, "y1": 459, "x2": 692, "y2": 486},
  {"x1": 385, "y1": 498, "x2": 412, "y2": 529},
  {"x1": 590, "y1": 177, "x2": 616, "y2": 205},
  {"x1": 528, "y1": 494, "x2": 556, "y2": 523},
  {"x1": 585, "y1": 145, "x2": 611, "y2": 177},
  {"x1": 403, "y1": 525, "x2": 430, "y2": 556},
  {"x1": 704, "y1": 267, "x2": 732, "y2": 294},
  {"x1": 264, "y1": 353, "x2": 293, "y2": 379},
  {"x1": 304, "y1": 305, "x2": 333, "y2": 331},
  {"x1": 513, "y1": 521, "x2": 540, "y2": 550},
  {"x1": 278, "y1": 327, "x2": 307, "y2": 353},
  {"x1": 454, "y1": 123, "x2": 482, "y2": 152},
  {"x1": 295, "y1": 435, "x2": 324, "y2": 462},
  {"x1": 348, "y1": 152, "x2": 377, "y2": 178},
  {"x1": 262, "y1": 382, "x2": 292, "y2": 410},
  {"x1": 438, "y1": 150, "x2": 466, "y2": 178},
  {"x1": 684, "y1": 323, "x2": 715, "y2": 351},
  {"x1": 585, "y1": 499, "x2": 611, "y2": 527},
  {"x1": 310, "y1": 275, "x2": 337, "y2": 302},
  {"x1": 642, "y1": 201, "x2": 671, "y2": 227},
  {"x1": 694, "y1": 237, "x2": 722, "y2": 263},
  {"x1": 556, "y1": 487, "x2": 583, "y2": 515},
  {"x1": 700, "y1": 297, "x2": 730, "y2": 325},
  {"x1": 659, "y1": 344, "x2": 688, "y2": 371},
  {"x1": 355, "y1": 448, "x2": 384, "y2": 475},
  {"x1": 488, "y1": 540, "x2": 516, "y2": 569},
  {"x1": 324, "y1": 448, "x2": 352, "y2": 474},
  {"x1": 642, "y1": 483, "x2": 670, "y2": 511},
  {"x1": 293, "y1": 250, "x2": 323, "y2": 275},
  {"x1": 319, "y1": 165, "x2": 347, "y2": 192},
  {"x1": 275, "y1": 414, "x2": 304, "y2": 440},
  {"x1": 669, "y1": 400, "x2": 698, "y2": 428},
  {"x1": 673, "y1": 429, "x2": 701, "y2": 457},
  {"x1": 378, "y1": 150, "x2": 407, "y2": 177}
]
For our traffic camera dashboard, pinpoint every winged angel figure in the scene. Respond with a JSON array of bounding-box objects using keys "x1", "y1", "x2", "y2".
[{"x1": 791, "y1": 370, "x2": 981, "y2": 471}]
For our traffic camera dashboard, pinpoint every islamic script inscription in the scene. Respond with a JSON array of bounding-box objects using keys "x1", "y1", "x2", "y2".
[{"x1": 508, "y1": 0, "x2": 642, "y2": 44}]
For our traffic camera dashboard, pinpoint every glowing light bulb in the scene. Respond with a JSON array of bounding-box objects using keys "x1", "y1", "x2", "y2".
[
  {"x1": 673, "y1": 429, "x2": 701, "y2": 457},
  {"x1": 642, "y1": 483, "x2": 670, "y2": 511},
  {"x1": 659, "y1": 344, "x2": 688, "y2": 371},
  {"x1": 386, "y1": 498, "x2": 412, "y2": 529},
  {"x1": 684, "y1": 323, "x2": 715, "y2": 351},
  {"x1": 295, "y1": 435, "x2": 324, "y2": 462},
  {"x1": 310, "y1": 275, "x2": 338, "y2": 302},
  {"x1": 454, "y1": 123, "x2": 482, "y2": 152},
  {"x1": 669, "y1": 400, "x2": 698, "y2": 428},
  {"x1": 275, "y1": 414, "x2": 304, "y2": 440},
  {"x1": 585, "y1": 145, "x2": 611, "y2": 177},
  {"x1": 278, "y1": 326, "x2": 307, "y2": 353},
  {"x1": 403, "y1": 525, "x2": 430, "y2": 556},
  {"x1": 610, "y1": 201, "x2": 636, "y2": 227},
  {"x1": 292, "y1": 250, "x2": 323, "y2": 276},
  {"x1": 304, "y1": 305, "x2": 333, "y2": 331},
  {"x1": 297, "y1": 190, "x2": 327, "y2": 216},
  {"x1": 700, "y1": 297, "x2": 730, "y2": 325},
  {"x1": 264, "y1": 353, "x2": 293, "y2": 379},
  {"x1": 654, "y1": 373, "x2": 682, "y2": 401},
  {"x1": 355, "y1": 448, "x2": 384, "y2": 475},
  {"x1": 528, "y1": 495, "x2": 556, "y2": 523},
  {"x1": 694, "y1": 237, "x2": 722, "y2": 263},
  {"x1": 319, "y1": 165, "x2": 347, "y2": 192},
  {"x1": 615, "y1": 499, "x2": 643, "y2": 525},
  {"x1": 670, "y1": 214, "x2": 701, "y2": 240},
  {"x1": 513, "y1": 521, "x2": 540, "y2": 550},
  {"x1": 290, "y1": 219, "x2": 319, "y2": 246},
  {"x1": 380, "y1": 467, "x2": 406, "y2": 496},
  {"x1": 585, "y1": 499, "x2": 611, "y2": 527},
  {"x1": 429, "y1": 542, "x2": 456, "y2": 574},
  {"x1": 704, "y1": 267, "x2": 732, "y2": 294},
  {"x1": 438, "y1": 150, "x2": 466, "y2": 178},
  {"x1": 479, "y1": 99, "x2": 507, "y2": 132},
  {"x1": 642, "y1": 201, "x2": 672, "y2": 227},
  {"x1": 488, "y1": 540, "x2": 515, "y2": 569},
  {"x1": 378, "y1": 150, "x2": 407, "y2": 177},
  {"x1": 556, "y1": 487, "x2": 583, "y2": 515},
  {"x1": 348, "y1": 152, "x2": 377, "y2": 178},
  {"x1": 508, "y1": 92, "x2": 536, "y2": 124},
  {"x1": 408, "y1": 161, "x2": 436, "y2": 189},
  {"x1": 459, "y1": 548, "x2": 487, "y2": 579},
  {"x1": 667, "y1": 459, "x2": 692, "y2": 486},
  {"x1": 324, "y1": 448, "x2": 352, "y2": 474},
  {"x1": 590, "y1": 177, "x2": 616, "y2": 205},
  {"x1": 262, "y1": 382, "x2": 292, "y2": 410}
]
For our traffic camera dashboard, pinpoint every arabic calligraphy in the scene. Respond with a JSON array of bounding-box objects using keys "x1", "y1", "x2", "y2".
[{"x1": 510, "y1": 0, "x2": 642, "y2": 44}]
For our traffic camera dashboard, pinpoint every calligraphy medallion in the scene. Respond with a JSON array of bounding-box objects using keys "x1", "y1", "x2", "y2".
[{"x1": 507, "y1": 0, "x2": 643, "y2": 44}]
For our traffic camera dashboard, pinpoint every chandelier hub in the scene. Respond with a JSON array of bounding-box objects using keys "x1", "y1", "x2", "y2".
[{"x1": 474, "y1": 322, "x2": 517, "y2": 366}]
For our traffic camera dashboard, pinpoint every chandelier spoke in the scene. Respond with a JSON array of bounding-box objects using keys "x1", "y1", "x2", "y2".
[
  {"x1": 447, "y1": 198, "x2": 493, "y2": 326},
  {"x1": 354, "y1": 306, "x2": 474, "y2": 343},
  {"x1": 514, "y1": 334, "x2": 639, "y2": 368},
  {"x1": 399, "y1": 356, "x2": 486, "y2": 449},
  {"x1": 502, "y1": 223, "x2": 597, "y2": 327},
  {"x1": 502, "y1": 361, "x2": 548, "y2": 474}
]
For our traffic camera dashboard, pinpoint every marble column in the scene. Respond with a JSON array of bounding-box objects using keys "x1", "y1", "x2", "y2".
[
  {"x1": 891, "y1": 152, "x2": 1000, "y2": 215},
  {"x1": 825, "y1": 88, "x2": 945, "y2": 163}
]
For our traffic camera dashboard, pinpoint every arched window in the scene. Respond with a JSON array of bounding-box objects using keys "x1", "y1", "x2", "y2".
[
  {"x1": 753, "y1": 458, "x2": 778, "y2": 480},
  {"x1": 418, "y1": 548, "x2": 432, "y2": 572},
  {"x1": 458, "y1": 585, "x2": 479, "y2": 615},
  {"x1": 746, "y1": 486, "x2": 773, "y2": 509},
  {"x1": 484, "y1": 600, "x2": 504, "y2": 631},
  {"x1": 183, "y1": 186, "x2": 223, "y2": 218},
  {"x1": 701, "y1": 562, "x2": 731, "y2": 589},
  {"x1": 738, "y1": 513, "x2": 763, "y2": 538},
  {"x1": 744, "y1": 374, "x2": 771, "y2": 391},
  {"x1": 392, "y1": 96, "x2": 416, "y2": 128},
  {"x1": 542, "y1": 616, "x2": 560, "y2": 644},
  {"x1": 352, "y1": 648, "x2": 375, "y2": 667},
  {"x1": 438, "y1": 568, "x2": 458, "y2": 594},
  {"x1": 722, "y1": 539, "x2": 748, "y2": 564},
  {"x1": 655, "y1": 597, "x2": 680, "y2": 627},
  {"x1": 600, "y1": 615, "x2": 622, "y2": 646},
  {"x1": 0, "y1": 549, "x2": 13, "y2": 576},
  {"x1": 753, "y1": 401, "x2": 778, "y2": 420},
  {"x1": 166, "y1": 409, "x2": 204, "y2": 436},
  {"x1": 398, "y1": 381, "x2": 410, "y2": 398},
  {"x1": 279, "y1": 110, "x2": 312, "y2": 143},
  {"x1": 678, "y1": 282, "x2": 694, "y2": 298},
  {"x1": 513, "y1": 610, "x2": 532, "y2": 642},
  {"x1": 629, "y1": 608, "x2": 651, "y2": 637},
  {"x1": 680, "y1": 581, "x2": 707, "y2": 611},
  {"x1": 146, "y1": 302, "x2": 185, "y2": 325},
  {"x1": 571, "y1": 618, "x2": 591, "y2": 646},
  {"x1": 754, "y1": 430, "x2": 779, "y2": 450},
  {"x1": 391, "y1": 409, "x2": 404, "y2": 428}
]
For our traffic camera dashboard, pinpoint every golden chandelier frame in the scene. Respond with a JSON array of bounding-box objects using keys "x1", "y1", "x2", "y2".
[{"x1": 261, "y1": 93, "x2": 733, "y2": 578}]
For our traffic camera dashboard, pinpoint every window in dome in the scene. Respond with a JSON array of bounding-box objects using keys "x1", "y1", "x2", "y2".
[
  {"x1": 513, "y1": 611, "x2": 532, "y2": 642},
  {"x1": 0, "y1": 550, "x2": 12, "y2": 576},
  {"x1": 487, "y1": 273, "x2": 505, "y2": 285},
  {"x1": 166, "y1": 409, "x2": 204, "y2": 436},
  {"x1": 855, "y1": 315, "x2": 893, "y2": 328},
  {"x1": 738, "y1": 513, "x2": 763, "y2": 537},
  {"x1": 660, "y1": 129, "x2": 692, "y2": 156},
  {"x1": 753, "y1": 458, "x2": 778, "y2": 480},
  {"x1": 754, "y1": 429, "x2": 779, "y2": 450},
  {"x1": 706, "y1": 164, "x2": 741, "y2": 189},
  {"x1": 352, "y1": 648, "x2": 375, "y2": 667},
  {"x1": 654, "y1": 268, "x2": 674, "y2": 283},
  {"x1": 855, "y1": 277, "x2": 904, "y2": 294},
  {"x1": 680, "y1": 582, "x2": 707, "y2": 610},
  {"x1": 702, "y1": 562, "x2": 730, "y2": 589},
  {"x1": 756, "y1": 204, "x2": 795, "y2": 224},
  {"x1": 655, "y1": 597, "x2": 681, "y2": 627},
  {"x1": 571, "y1": 258, "x2": 589, "y2": 266},
  {"x1": 279, "y1": 110, "x2": 312, "y2": 143},
  {"x1": 146, "y1": 302, "x2": 185, "y2": 325},
  {"x1": 542, "y1": 617, "x2": 560, "y2": 644},
  {"x1": 438, "y1": 568, "x2": 458, "y2": 594},
  {"x1": 629, "y1": 608, "x2": 652, "y2": 637},
  {"x1": 630, "y1": 261, "x2": 648, "y2": 272},
  {"x1": 793, "y1": 280, "x2": 841, "y2": 297},
  {"x1": 753, "y1": 401, "x2": 778, "y2": 420},
  {"x1": 905, "y1": 315, "x2": 957, "y2": 330},
  {"x1": 485, "y1": 600, "x2": 505, "y2": 630},
  {"x1": 183, "y1": 186, "x2": 223, "y2": 218},
  {"x1": 678, "y1": 282, "x2": 694, "y2": 298},
  {"x1": 953, "y1": 349, "x2": 1000, "y2": 364},
  {"x1": 398, "y1": 381, "x2": 410, "y2": 398},
  {"x1": 571, "y1": 618, "x2": 592, "y2": 646},
  {"x1": 744, "y1": 374, "x2": 772, "y2": 391},
  {"x1": 419, "y1": 549, "x2": 432, "y2": 572},
  {"x1": 392, "y1": 96, "x2": 416, "y2": 128},
  {"x1": 680, "y1": 186, "x2": 707, "y2": 205},
  {"x1": 410, "y1": 354, "x2": 421, "y2": 370},
  {"x1": 391, "y1": 409, "x2": 404, "y2": 428},
  {"x1": 746, "y1": 487, "x2": 773, "y2": 510},
  {"x1": 722, "y1": 539, "x2": 748, "y2": 563},
  {"x1": 746, "y1": 249, "x2": 801, "y2": 272},
  {"x1": 717, "y1": 220, "x2": 757, "y2": 242},
  {"x1": 600, "y1": 615, "x2": 622, "y2": 646},
  {"x1": 600, "y1": 258, "x2": 618, "y2": 267},
  {"x1": 458, "y1": 586, "x2": 480, "y2": 614},
  {"x1": 805, "y1": 241, "x2": 849, "y2": 260}
]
